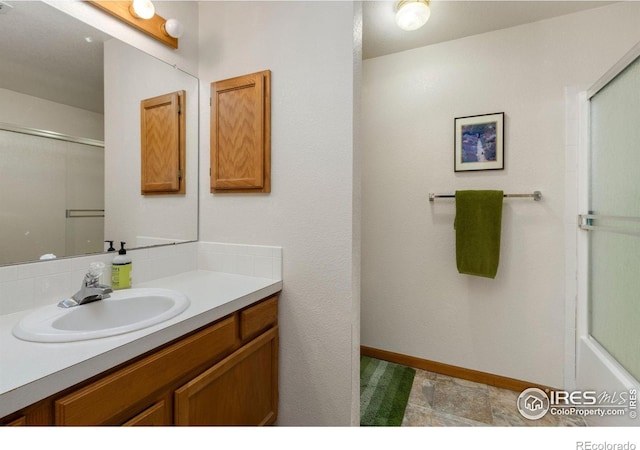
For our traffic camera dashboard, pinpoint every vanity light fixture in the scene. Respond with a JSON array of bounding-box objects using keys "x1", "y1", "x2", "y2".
[
  {"x1": 395, "y1": 0, "x2": 431, "y2": 31},
  {"x1": 87, "y1": 1, "x2": 179, "y2": 49}
]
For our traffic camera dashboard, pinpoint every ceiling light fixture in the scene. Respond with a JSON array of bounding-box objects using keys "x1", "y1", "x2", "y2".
[
  {"x1": 130, "y1": 0, "x2": 155, "y2": 20},
  {"x1": 395, "y1": 0, "x2": 431, "y2": 31}
]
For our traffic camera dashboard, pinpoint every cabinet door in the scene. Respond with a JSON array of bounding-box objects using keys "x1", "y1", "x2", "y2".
[
  {"x1": 175, "y1": 326, "x2": 278, "y2": 426},
  {"x1": 141, "y1": 90, "x2": 186, "y2": 195},
  {"x1": 210, "y1": 70, "x2": 271, "y2": 193}
]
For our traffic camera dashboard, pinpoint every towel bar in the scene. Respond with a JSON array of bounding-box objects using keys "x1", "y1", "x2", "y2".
[{"x1": 428, "y1": 191, "x2": 542, "y2": 202}]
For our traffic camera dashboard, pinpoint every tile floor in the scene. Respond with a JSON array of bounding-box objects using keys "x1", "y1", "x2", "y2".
[{"x1": 402, "y1": 368, "x2": 587, "y2": 426}]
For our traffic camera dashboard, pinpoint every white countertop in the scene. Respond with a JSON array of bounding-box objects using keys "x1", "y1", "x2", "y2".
[{"x1": 0, "y1": 270, "x2": 282, "y2": 418}]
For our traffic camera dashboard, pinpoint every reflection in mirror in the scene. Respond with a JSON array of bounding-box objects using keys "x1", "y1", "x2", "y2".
[
  {"x1": 0, "y1": 1, "x2": 198, "y2": 266},
  {"x1": 104, "y1": 39, "x2": 198, "y2": 250}
]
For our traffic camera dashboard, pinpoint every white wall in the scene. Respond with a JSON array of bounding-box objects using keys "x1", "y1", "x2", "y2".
[
  {"x1": 197, "y1": 1, "x2": 359, "y2": 426},
  {"x1": 361, "y1": 2, "x2": 640, "y2": 389}
]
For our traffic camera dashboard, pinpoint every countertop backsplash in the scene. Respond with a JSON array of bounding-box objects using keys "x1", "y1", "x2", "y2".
[{"x1": 0, "y1": 241, "x2": 282, "y2": 316}]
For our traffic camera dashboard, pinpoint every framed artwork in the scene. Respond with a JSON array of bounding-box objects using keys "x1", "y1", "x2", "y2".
[{"x1": 454, "y1": 112, "x2": 504, "y2": 172}]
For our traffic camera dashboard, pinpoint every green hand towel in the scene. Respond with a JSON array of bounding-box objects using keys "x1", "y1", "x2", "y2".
[{"x1": 454, "y1": 190, "x2": 503, "y2": 279}]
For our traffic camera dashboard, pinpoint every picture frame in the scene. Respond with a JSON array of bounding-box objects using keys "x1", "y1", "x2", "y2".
[{"x1": 454, "y1": 112, "x2": 504, "y2": 172}]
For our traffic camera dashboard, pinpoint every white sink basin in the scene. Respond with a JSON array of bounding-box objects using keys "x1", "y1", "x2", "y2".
[{"x1": 13, "y1": 288, "x2": 190, "y2": 343}]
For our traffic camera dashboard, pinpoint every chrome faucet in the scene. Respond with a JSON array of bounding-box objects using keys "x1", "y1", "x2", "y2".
[{"x1": 58, "y1": 263, "x2": 112, "y2": 308}]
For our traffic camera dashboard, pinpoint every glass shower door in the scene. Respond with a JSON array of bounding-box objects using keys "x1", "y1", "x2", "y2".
[
  {"x1": 0, "y1": 127, "x2": 104, "y2": 264},
  {"x1": 585, "y1": 53, "x2": 640, "y2": 382}
]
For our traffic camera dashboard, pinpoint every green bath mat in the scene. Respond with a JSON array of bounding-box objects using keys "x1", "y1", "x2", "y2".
[{"x1": 360, "y1": 356, "x2": 416, "y2": 426}]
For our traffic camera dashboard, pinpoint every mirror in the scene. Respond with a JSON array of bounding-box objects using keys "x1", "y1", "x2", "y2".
[{"x1": 0, "y1": 1, "x2": 198, "y2": 266}]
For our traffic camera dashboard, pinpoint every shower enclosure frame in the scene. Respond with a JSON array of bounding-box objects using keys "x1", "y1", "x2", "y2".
[{"x1": 573, "y1": 40, "x2": 640, "y2": 426}]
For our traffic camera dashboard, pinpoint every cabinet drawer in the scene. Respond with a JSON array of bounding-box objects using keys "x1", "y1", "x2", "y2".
[
  {"x1": 122, "y1": 400, "x2": 168, "y2": 426},
  {"x1": 55, "y1": 315, "x2": 237, "y2": 425},
  {"x1": 240, "y1": 295, "x2": 278, "y2": 341}
]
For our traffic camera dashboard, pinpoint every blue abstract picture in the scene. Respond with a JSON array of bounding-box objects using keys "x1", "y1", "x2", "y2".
[
  {"x1": 454, "y1": 112, "x2": 504, "y2": 172},
  {"x1": 461, "y1": 121, "x2": 497, "y2": 163}
]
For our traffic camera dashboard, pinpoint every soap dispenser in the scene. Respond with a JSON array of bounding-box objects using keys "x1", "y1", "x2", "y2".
[
  {"x1": 111, "y1": 242, "x2": 132, "y2": 290},
  {"x1": 105, "y1": 240, "x2": 116, "y2": 252}
]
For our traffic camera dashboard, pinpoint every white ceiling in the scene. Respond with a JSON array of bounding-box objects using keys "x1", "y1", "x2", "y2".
[{"x1": 363, "y1": 0, "x2": 615, "y2": 59}]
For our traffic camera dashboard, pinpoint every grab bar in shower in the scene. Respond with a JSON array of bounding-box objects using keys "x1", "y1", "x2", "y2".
[
  {"x1": 578, "y1": 214, "x2": 640, "y2": 237},
  {"x1": 428, "y1": 191, "x2": 542, "y2": 202}
]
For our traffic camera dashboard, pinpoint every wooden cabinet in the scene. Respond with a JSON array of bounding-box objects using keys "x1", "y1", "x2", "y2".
[
  {"x1": 210, "y1": 70, "x2": 271, "y2": 193},
  {"x1": 140, "y1": 90, "x2": 186, "y2": 195},
  {"x1": 1, "y1": 294, "x2": 279, "y2": 426}
]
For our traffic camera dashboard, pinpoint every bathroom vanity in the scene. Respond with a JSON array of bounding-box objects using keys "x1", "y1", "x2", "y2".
[{"x1": 0, "y1": 270, "x2": 282, "y2": 426}]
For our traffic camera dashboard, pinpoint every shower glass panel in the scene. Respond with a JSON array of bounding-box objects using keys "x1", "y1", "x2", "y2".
[
  {"x1": 588, "y1": 54, "x2": 640, "y2": 381},
  {"x1": 0, "y1": 129, "x2": 104, "y2": 264}
]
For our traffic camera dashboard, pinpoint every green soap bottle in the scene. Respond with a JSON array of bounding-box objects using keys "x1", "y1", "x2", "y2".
[{"x1": 111, "y1": 242, "x2": 132, "y2": 289}]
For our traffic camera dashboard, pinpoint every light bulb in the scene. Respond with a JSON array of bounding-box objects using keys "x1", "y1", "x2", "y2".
[
  {"x1": 130, "y1": 0, "x2": 155, "y2": 20},
  {"x1": 163, "y1": 18, "x2": 184, "y2": 38},
  {"x1": 396, "y1": 0, "x2": 431, "y2": 31}
]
